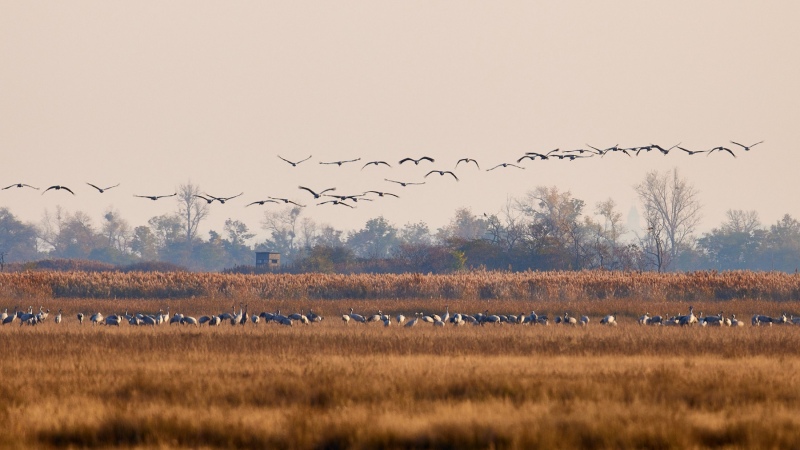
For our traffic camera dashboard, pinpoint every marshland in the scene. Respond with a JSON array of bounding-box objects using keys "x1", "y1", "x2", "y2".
[{"x1": 2, "y1": 270, "x2": 800, "y2": 449}]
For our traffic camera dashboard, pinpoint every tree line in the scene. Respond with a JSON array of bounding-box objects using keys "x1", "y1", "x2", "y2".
[{"x1": 1, "y1": 168, "x2": 799, "y2": 273}]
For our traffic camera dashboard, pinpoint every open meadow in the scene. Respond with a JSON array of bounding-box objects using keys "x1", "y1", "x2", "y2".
[{"x1": 2, "y1": 271, "x2": 800, "y2": 449}]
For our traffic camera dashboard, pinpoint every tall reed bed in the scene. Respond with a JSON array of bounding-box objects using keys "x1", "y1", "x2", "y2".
[{"x1": 2, "y1": 270, "x2": 800, "y2": 302}]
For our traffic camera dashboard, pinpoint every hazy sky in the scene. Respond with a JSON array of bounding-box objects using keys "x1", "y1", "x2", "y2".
[{"x1": 1, "y1": 2, "x2": 798, "y2": 242}]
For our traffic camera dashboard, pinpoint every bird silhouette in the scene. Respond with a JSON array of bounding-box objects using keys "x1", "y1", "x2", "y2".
[
  {"x1": 399, "y1": 156, "x2": 434, "y2": 165},
  {"x1": 361, "y1": 161, "x2": 392, "y2": 170},
  {"x1": 364, "y1": 190, "x2": 399, "y2": 198},
  {"x1": 564, "y1": 148, "x2": 599, "y2": 155},
  {"x1": 205, "y1": 192, "x2": 243, "y2": 204},
  {"x1": 384, "y1": 179, "x2": 425, "y2": 187},
  {"x1": 319, "y1": 158, "x2": 361, "y2": 166},
  {"x1": 730, "y1": 140, "x2": 763, "y2": 151},
  {"x1": 278, "y1": 155, "x2": 312, "y2": 166},
  {"x1": 299, "y1": 186, "x2": 336, "y2": 198},
  {"x1": 455, "y1": 158, "x2": 480, "y2": 169},
  {"x1": 325, "y1": 193, "x2": 370, "y2": 203},
  {"x1": 86, "y1": 183, "x2": 120, "y2": 193},
  {"x1": 246, "y1": 199, "x2": 281, "y2": 207},
  {"x1": 318, "y1": 200, "x2": 354, "y2": 208},
  {"x1": 425, "y1": 170, "x2": 459, "y2": 181},
  {"x1": 585, "y1": 145, "x2": 610, "y2": 155},
  {"x1": 603, "y1": 147, "x2": 632, "y2": 157},
  {"x1": 194, "y1": 195, "x2": 215, "y2": 204},
  {"x1": 267, "y1": 197, "x2": 306, "y2": 207},
  {"x1": 42, "y1": 185, "x2": 75, "y2": 195},
  {"x1": 707, "y1": 146, "x2": 736, "y2": 157},
  {"x1": 677, "y1": 146, "x2": 708, "y2": 156},
  {"x1": 2, "y1": 183, "x2": 38, "y2": 190},
  {"x1": 486, "y1": 163, "x2": 524, "y2": 171},
  {"x1": 134, "y1": 193, "x2": 177, "y2": 201},
  {"x1": 552, "y1": 154, "x2": 591, "y2": 161},
  {"x1": 517, "y1": 153, "x2": 549, "y2": 163}
]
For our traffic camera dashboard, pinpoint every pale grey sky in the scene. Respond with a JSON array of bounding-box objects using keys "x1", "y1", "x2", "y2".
[{"x1": 1, "y1": 2, "x2": 797, "y2": 242}]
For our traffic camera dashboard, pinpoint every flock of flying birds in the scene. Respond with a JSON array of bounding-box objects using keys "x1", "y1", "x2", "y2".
[{"x1": 2, "y1": 140, "x2": 761, "y2": 210}]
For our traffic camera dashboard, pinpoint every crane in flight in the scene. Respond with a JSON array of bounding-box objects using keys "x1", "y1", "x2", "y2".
[
  {"x1": 319, "y1": 158, "x2": 361, "y2": 166},
  {"x1": 86, "y1": 183, "x2": 120, "y2": 193},
  {"x1": 486, "y1": 163, "x2": 524, "y2": 171},
  {"x1": 299, "y1": 186, "x2": 336, "y2": 199},
  {"x1": 246, "y1": 199, "x2": 281, "y2": 207},
  {"x1": 399, "y1": 156, "x2": 434, "y2": 165},
  {"x1": 134, "y1": 193, "x2": 177, "y2": 201},
  {"x1": 730, "y1": 140, "x2": 763, "y2": 151},
  {"x1": 3, "y1": 183, "x2": 38, "y2": 190},
  {"x1": 204, "y1": 192, "x2": 243, "y2": 204},
  {"x1": 42, "y1": 185, "x2": 75, "y2": 195},
  {"x1": 455, "y1": 158, "x2": 480, "y2": 170},
  {"x1": 318, "y1": 199, "x2": 354, "y2": 208},
  {"x1": 384, "y1": 179, "x2": 425, "y2": 187},
  {"x1": 278, "y1": 155, "x2": 312, "y2": 166},
  {"x1": 425, "y1": 170, "x2": 459, "y2": 181},
  {"x1": 267, "y1": 197, "x2": 306, "y2": 207},
  {"x1": 361, "y1": 161, "x2": 392, "y2": 170}
]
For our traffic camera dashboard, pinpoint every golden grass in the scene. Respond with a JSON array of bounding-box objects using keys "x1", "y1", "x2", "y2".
[
  {"x1": 2, "y1": 311, "x2": 800, "y2": 449},
  {"x1": 3, "y1": 269, "x2": 800, "y2": 302},
  {"x1": 2, "y1": 270, "x2": 800, "y2": 448}
]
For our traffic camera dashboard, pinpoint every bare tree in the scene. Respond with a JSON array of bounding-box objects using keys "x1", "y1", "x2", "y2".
[
  {"x1": 635, "y1": 168, "x2": 701, "y2": 268},
  {"x1": 642, "y1": 209, "x2": 668, "y2": 272},
  {"x1": 721, "y1": 209, "x2": 761, "y2": 234},
  {"x1": 176, "y1": 181, "x2": 209, "y2": 243}
]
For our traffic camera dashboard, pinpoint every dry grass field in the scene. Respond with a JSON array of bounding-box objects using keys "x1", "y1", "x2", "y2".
[{"x1": 2, "y1": 272, "x2": 800, "y2": 449}]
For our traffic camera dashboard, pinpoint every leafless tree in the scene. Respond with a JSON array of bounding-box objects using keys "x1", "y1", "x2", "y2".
[
  {"x1": 721, "y1": 209, "x2": 761, "y2": 234},
  {"x1": 635, "y1": 168, "x2": 701, "y2": 268},
  {"x1": 176, "y1": 181, "x2": 209, "y2": 243}
]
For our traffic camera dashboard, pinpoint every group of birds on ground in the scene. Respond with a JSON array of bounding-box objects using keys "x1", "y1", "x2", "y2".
[
  {"x1": 4, "y1": 302, "x2": 797, "y2": 329},
  {"x1": 341, "y1": 304, "x2": 800, "y2": 328},
  {"x1": 1, "y1": 140, "x2": 761, "y2": 210},
  {"x1": 637, "y1": 306, "x2": 799, "y2": 327},
  {"x1": 0, "y1": 304, "x2": 323, "y2": 327}
]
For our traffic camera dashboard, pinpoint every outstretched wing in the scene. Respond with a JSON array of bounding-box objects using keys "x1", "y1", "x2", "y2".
[{"x1": 298, "y1": 186, "x2": 318, "y2": 196}]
